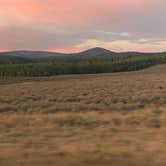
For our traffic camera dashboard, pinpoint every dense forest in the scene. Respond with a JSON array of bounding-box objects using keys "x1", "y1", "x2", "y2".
[{"x1": 0, "y1": 53, "x2": 166, "y2": 77}]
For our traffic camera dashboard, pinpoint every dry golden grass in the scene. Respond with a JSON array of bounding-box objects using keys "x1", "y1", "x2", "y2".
[
  {"x1": 1, "y1": 109, "x2": 166, "y2": 166},
  {"x1": 0, "y1": 64, "x2": 166, "y2": 165},
  {"x1": 0, "y1": 64, "x2": 166, "y2": 113}
]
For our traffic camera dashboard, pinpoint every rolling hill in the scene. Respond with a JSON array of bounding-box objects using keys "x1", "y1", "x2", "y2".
[
  {"x1": 0, "y1": 54, "x2": 33, "y2": 64},
  {"x1": 0, "y1": 47, "x2": 166, "y2": 77},
  {"x1": 74, "y1": 47, "x2": 116, "y2": 57},
  {"x1": 0, "y1": 47, "x2": 165, "y2": 61},
  {"x1": 0, "y1": 47, "x2": 117, "y2": 63},
  {"x1": 0, "y1": 47, "x2": 116, "y2": 59},
  {"x1": 0, "y1": 47, "x2": 118, "y2": 64},
  {"x1": 0, "y1": 50, "x2": 67, "y2": 59}
]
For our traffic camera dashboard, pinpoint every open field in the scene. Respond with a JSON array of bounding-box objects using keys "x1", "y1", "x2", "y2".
[{"x1": 0, "y1": 64, "x2": 166, "y2": 165}]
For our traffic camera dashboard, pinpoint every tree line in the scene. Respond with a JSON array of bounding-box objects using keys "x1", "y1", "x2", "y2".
[{"x1": 0, "y1": 54, "x2": 166, "y2": 77}]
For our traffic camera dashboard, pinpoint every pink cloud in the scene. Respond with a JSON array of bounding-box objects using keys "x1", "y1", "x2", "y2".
[
  {"x1": 0, "y1": 0, "x2": 165, "y2": 52},
  {"x1": 0, "y1": 0, "x2": 157, "y2": 26}
]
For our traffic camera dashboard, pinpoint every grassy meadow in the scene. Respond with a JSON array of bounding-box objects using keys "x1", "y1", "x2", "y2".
[{"x1": 0, "y1": 64, "x2": 166, "y2": 165}]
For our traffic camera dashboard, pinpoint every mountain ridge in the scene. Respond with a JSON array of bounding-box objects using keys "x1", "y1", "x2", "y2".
[{"x1": 0, "y1": 47, "x2": 165, "y2": 59}]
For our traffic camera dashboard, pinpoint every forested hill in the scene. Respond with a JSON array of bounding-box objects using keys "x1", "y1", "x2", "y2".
[{"x1": 0, "y1": 47, "x2": 166, "y2": 76}]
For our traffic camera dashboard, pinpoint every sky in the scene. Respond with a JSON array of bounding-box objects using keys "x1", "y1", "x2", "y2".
[{"x1": 0, "y1": 0, "x2": 166, "y2": 53}]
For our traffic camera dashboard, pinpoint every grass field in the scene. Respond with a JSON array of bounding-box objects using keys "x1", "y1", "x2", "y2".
[{"x1": 0, "y1": 64, "x2": 166, "y2": 165}]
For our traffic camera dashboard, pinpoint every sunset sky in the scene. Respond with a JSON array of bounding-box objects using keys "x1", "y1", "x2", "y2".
[{"x1": 0, "y1": 0, "x2": 166, "y2": 53}]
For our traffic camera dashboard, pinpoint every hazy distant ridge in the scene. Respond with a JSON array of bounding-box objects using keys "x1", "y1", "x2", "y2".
[{"x1": 0, "y1": 47, "x2": 164, "y2": 60}]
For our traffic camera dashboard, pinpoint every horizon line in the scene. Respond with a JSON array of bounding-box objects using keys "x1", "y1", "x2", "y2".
[{"x1": 0, "y1": 47, "x2": 166, "y2": 54}]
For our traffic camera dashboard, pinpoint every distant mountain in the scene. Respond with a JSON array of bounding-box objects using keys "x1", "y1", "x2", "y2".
[
  {"x1": 0, "y1": 47, "x2": 166, "y2": 77},
  {"x1": 0, "y1": 54, "x2": 33, "y2": 64},
  {"x1": 0, "y1": 47, "x2": 165, "y2": 64},
  {"x1": 75, "y1": 47, "x2": 116, "y2": 57},
  {"x1": 0, "y1": 47, "x2": 117, "y2": 59},
  {"x1": 0, "y1": 50, "x2": 67, "y2": 58}
]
